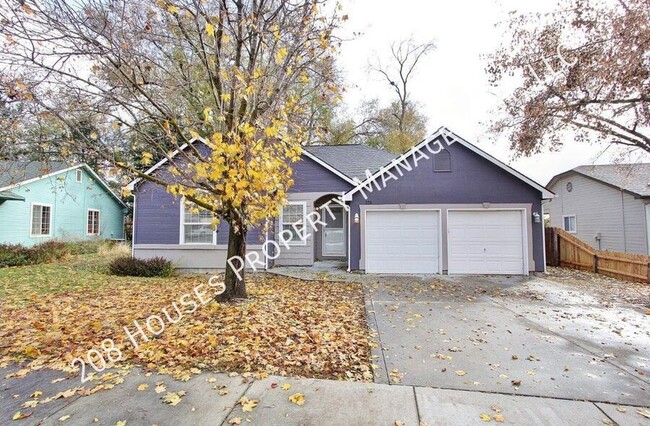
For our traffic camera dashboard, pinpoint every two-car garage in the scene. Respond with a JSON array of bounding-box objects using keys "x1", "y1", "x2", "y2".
[{"x1": 364, "y1": 209, "x2": 527, "y2": 275}]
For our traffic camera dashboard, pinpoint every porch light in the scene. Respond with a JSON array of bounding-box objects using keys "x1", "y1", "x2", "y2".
[
  {"x1": 354, "y1": 213, "x2": 359, "y2": 224},
  {"x1": 532, "y1": 212, "x2": 541, "y2": 223}
]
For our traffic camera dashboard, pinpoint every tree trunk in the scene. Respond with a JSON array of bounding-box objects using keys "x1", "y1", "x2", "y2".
[{"x1": 218, "y1": 220, "x2": 247, "y2": 301}]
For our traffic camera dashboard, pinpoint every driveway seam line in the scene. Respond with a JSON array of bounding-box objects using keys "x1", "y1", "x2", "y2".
[
  {"x1": 412, "y1": 386, "x2": 422, "y2": 424},
  {"x1": 365, "y1": 288, "x2": 391, "y2": 385},
  {"x1": 592, "y1": 401, "x2": 617, "y2": 424},
  {"x1": 486, "y1": 295, "x2": 650, "y2": 387},
  {"x1": 392, "y1": 382, "x2": 650, "y2": 407},
  {"x1": 34, "y1": 395, "x2": 83, "y2": 425},
  {"x1": 219, "y1": 380, "x2": 255, "y2": 426}
]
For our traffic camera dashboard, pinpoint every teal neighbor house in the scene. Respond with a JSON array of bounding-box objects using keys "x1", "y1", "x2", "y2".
[{"x1": 0, "y1": 161, "x2": 127, "y2": 246}]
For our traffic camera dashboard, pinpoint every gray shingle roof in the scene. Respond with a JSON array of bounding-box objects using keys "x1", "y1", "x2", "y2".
[
  {"x1": 573, "y1": 163, "x2": 650, "y2": 197},
  {"x1": 304, "y1": 145, "x2": 397, "y2": 181},
  {"x1": 0, "y1": 161, "x2": 72, "y2": 189}
]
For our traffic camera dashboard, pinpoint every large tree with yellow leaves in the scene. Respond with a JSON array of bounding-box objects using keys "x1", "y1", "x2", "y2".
[{"x1": 0, "y1": 0, "x2": 342, "y2": 299}]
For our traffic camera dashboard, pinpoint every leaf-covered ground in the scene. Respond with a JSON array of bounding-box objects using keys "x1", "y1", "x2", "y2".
[{"x1": 0, "y1": 253, "x2": 372, "y2": 382}]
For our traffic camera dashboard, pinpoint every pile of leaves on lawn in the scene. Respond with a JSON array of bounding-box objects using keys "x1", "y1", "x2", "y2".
[
  {"x1": 109, "y1": 256, "x2": 175, "y2": 278},
  {"x1": 0, "y1": 241, "x2": 68, "y2": 267},
  {"x1": 0, "y1": 272, "x2": 372, "y2": 383}
]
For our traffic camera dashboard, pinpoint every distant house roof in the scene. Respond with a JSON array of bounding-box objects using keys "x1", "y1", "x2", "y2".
[
  {"x1": 303, "y1": 145, "x2": 397, "y2": 181},
  {"x1": 0, "y1": 160, "x2": 127, "y2": 207},
  {"x1": 0, "y1": 161, "x2": 71, "y2": 188},
  {"x1": 548, "y1": 163, "x2": 650, "y2": 198}
]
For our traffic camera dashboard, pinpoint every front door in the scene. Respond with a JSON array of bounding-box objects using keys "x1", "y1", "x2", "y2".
[{"x1": 322, "y1": 206, "x2": 345, "y2": 256}]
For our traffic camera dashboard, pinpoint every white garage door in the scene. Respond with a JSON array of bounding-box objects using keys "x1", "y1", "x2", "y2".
[
  {"x1": 448, "y1": 210, "x2": 526, "y2": 274},
  {"x1": 365, "y1": 210, "x2": 439, "y2": 273}
]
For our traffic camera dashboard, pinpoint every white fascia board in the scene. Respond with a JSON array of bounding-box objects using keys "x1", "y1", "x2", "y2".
[
  {"x1": 301, "y1": 150, "x2": 357, "y2": 186},
  {"x1": 342, "y1": 127, "x2": 555, "y2": 201}
]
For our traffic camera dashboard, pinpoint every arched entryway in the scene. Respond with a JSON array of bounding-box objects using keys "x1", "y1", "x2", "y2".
[{"x1": 313, "y1": 194, "x2": 347, "y2": 262}]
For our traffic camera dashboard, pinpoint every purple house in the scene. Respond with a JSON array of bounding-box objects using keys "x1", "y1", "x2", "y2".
[{"x1": 129, "y1": 127, "x2": 554, "y2": 275}]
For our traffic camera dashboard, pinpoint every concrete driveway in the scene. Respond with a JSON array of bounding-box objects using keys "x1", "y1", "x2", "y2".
[{"x1": 365, "y1": 273, "x2": 650, "y2": 406}]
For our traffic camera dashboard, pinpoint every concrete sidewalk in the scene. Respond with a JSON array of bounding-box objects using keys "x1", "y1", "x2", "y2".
[{"x1": 2, "y1": 366, "x2": 650, "y2": 425}]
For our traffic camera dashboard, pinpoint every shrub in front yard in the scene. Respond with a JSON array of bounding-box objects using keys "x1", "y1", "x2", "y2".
[
  {"x1": 65, "y1": 240, "x2": 102, "y2": 255},
  {"x1": 0, "y1": 241, "x2": 69, "y2": 267},
  {"x1": 0, "y1": 244, "x2": 33, "y2": 267},
  {"x1": 109, "y1": 256, "x2": 174, "y2": 277}
]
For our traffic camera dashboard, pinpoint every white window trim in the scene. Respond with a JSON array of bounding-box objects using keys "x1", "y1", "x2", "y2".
[
  {"x1": 86, "y1": 208, "x2": 101, "y2": 236},
  {"x1": 76, "y1": 169, "x2": 83, "y2": 183},
  {"x1": 30, "y1": 202, "x2": 53, "y2": 238},
  {"x1": 563, "y1": 214, "x2": 577, "y2": 233},
  {"x1": 279, "y1": 201, "x2": 308, "y2": 246},
  {"x1": 179, "y1": 198, "x2": 217, "y2": 245}
]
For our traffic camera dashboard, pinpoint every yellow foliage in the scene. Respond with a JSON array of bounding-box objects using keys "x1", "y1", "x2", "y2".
[
  {"x1": 275, "y1": 47, "x2": 288, "y2": 64},
  {"x1": 205, "y1": 22, "x2": 215, "y2": 37}
]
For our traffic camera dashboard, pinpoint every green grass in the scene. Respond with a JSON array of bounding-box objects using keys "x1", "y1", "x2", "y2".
[{"x1": 0, "y1": 254, "x2": 111, "y2": 299}]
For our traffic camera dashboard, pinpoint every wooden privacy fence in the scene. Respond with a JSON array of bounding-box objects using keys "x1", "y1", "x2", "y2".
[{"x1": 546, "y1": 227, "x2": 650, "y2": 283}]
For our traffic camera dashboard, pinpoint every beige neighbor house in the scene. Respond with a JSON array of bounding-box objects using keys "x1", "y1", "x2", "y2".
[{"x1": 546, "y1": 164, "x2": 650, "y2": 255}]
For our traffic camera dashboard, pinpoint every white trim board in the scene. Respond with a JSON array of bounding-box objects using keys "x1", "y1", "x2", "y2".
[
  {"x1": 343, "y1": 127, "x2": 555, "y2": 201},
  {"x1": 126, "y1": 139, "x2": 200, "y2": 190},
  {"x1": 179, "y1": 197, "x2": 217, "y2": 245},
  {"x1": 86, "y1": 208, "x2": 101, "y2": 236},
  {"x1": 126, "y1": 138, "x2": 358, "y2": 190},
  {"x1": 301, "y1": 150, "x2": 357, "y2": 186},
  {"x1": 279, "y1": 200, "x2": 308, "y2": 246},
  {"x1": 1, "y1": 163, "x2": 127, "y2": 208},
  {"x1": 29, "y1": 202, "x2": 53, "y2": 238}
]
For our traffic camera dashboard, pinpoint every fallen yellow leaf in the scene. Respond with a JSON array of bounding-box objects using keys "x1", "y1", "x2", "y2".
[
  {"x1": 280, "y1": 383, "x2": 291, "y2": 391},
  {"x1": 479, "y1": 413, "x2": 492, "y2": 422},
  {"x1": 288, "y1": 392, "x2": 305, "y2": 406},
  {"x1": 137, "y1": 383, "x2": 149, "y2": 391},
  {"x1": 239, "y1": 396, "x2": 259, "y2": 412}
]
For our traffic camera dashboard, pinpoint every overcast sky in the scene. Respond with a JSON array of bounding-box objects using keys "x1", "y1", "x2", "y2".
[{"x1": 335, "y1": 0, "x2": 649, "y2": 185}]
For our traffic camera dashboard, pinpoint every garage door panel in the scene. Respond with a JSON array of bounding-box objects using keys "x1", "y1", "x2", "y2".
[
  {"x1": 365, "y1": 210, "x2": 439, "y2": 274},
  {"x1": 448, "y1": 210, "x2": 525, "y2": 275}
]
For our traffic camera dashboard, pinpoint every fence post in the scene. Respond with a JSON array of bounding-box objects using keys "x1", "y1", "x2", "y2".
[
  {"x1": 593, "y1": 255, "x2": 598, "y2": 273},
  {"x1": 647, "y1": 262, "x2": 650, "y2": 283}
]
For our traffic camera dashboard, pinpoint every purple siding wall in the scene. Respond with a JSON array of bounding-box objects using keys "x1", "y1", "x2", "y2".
[
  {"x1": 348, "y1": 135, "x2": 545, "y2": 271},
  {"x1": 135, "y1": 180, "x2": 182, "y2": 244},
  {"x1": 135, "y1": 150, "x2": 351, "y2": 246},
  {"x1": 289, "y1": 156, "x2": 354, "y2": 193}
]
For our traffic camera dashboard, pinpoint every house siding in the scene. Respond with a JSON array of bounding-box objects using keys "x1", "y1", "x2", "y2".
[
  {"x1": 0, "y1": 168, "x2": 125, "y2": 246},
  {"x1": 348, "y1": 135, "x2": 545, "y2": 272},
  {"x1": 132, "y1": 152, "x2": 353, "y2": 269},
  {"x1": 547, "y1": 173, "x2": 649, "y2": 254},
  {"x1": 289, "y1": 155, "x2": 354, "y2": 194}
]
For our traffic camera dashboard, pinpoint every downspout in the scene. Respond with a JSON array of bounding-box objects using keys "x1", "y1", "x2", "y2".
[
  {"x1": 541, "y1": 199, "x2": 549, "y2": 274},
  {"x1": 621, "y1": 190, "x2": 627, "y2": 252},
  {"x1": 346, "y1": 192, "x2": 351, "y2": 272},
  {"x1": 131, "y1": 195, "x2": 136, "y2": 258},
  {"x1": 264, "y1": 219, "x2": 269, "y2": 271}
]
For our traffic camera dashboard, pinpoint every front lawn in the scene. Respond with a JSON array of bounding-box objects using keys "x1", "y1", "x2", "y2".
[{"x1": 0, "y1": 251, "x2": 372, "y2": 382}]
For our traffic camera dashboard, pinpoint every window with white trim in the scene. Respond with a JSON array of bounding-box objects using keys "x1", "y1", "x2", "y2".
[
  {"x1": 281, "y1": 202, "x2": 307, "y2": 245},
  {"x1": 31, "y1": 204, "x2": 52, "y2": 236},
  {"x1": 76, "y1": 169, "x2": 82, "y2": 182},
  {"x1": 563, "y1": 215, "x2": 577, "y2": 233},
  {"x1": 182, "y1": 201, "x2": 214, "y2": 244},
  {"x1": 87, "y1": 209, "x2": 100, "y2": 235}
]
